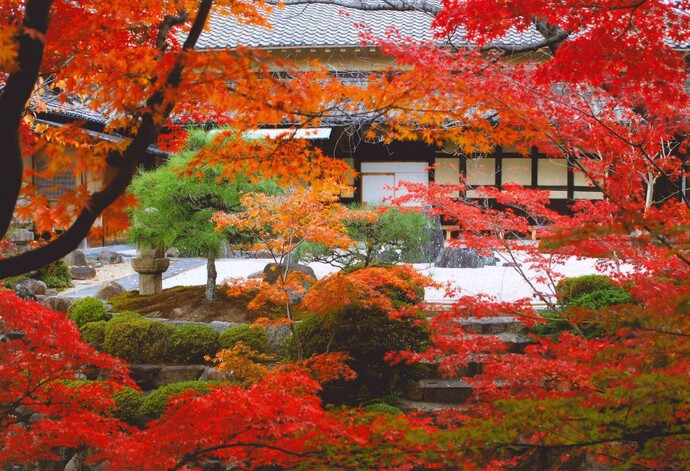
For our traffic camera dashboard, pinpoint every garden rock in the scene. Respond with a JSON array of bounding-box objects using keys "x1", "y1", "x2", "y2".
[
  {"x1": 95, "y1": 281, "x2": 126, "y2": 300},
  {"x1": 128, "y1": 364, "x2": 162, "y2": 390},
  {"x1": 97, "y1": 250, "x2": 124, "y2": 265},
  {"x1": 70, "y1": 265, "x2": 97, "y2": 280},
  {"x1": 154, "y1": 365, "x2": 206, "y2": 389},
  {"x1": 165, "y1": 247, "x2": 180, "y2": 257},
  {"x1": 17, "y1": 278, "x2": 48, "y2": 296},
  {"x1": 14, "y1": 283, "x2": 37, "y2": 301},
  {"x1": 43, "y1": 296, "x2": 73, "y2": 313},
  {"x1": 262, "y1": 263, "x2": 316, "y2": 284},
  {"x1": 265, "y1": 324, "x2": 291, "y2": 355},
  {"x1": 199, "y1": 366, "x2": 233, "y2": 382},
  {"x1": 209, "y1": 321, "x2": 240, "y2": 332},
  {"x1": 435, "y1": 248, "x2": 488, "y2": 268},
  {"x1": 65, "y1": 249, "x2": 87, "y2": 267},
  {"x1": 45, "y1": 288, "x2": 58, "y2": 296}
]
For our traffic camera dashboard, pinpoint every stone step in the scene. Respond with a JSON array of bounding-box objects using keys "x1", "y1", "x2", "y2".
[
  {"x1": 457, "y1": 316, "x2": 526, "y2": 335},
  {"x1": 406, "y1": 378, "x2": 474, "y2": 404},
  {"x1": 394, "y1": 398, "x2": 468, "y2": 413}
]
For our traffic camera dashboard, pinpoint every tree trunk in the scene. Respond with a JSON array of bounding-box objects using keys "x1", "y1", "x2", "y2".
[{"x1": 206, "y1": 250, "x2": 217, "y2": 301}]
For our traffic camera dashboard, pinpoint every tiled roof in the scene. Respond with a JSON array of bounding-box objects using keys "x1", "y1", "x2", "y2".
[
  {"x1": 197, "y1": 3, "x2": 543, "y2": 50},
  {"x1": 39, "y1": 93, "x2": 108, "y2": 125}
]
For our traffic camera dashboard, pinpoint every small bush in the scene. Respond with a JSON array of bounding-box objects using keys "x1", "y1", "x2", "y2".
[
  {"x1": 103, "y1": 318, "x2": 175, "y2": 364},
  {"x1": 67, "y1": 297, "x2": 109, "y2": 328},
  {"x1": 556, "y1": 275, "x2": 617, "y2": 305},
  {"x1": 571, "y1": 288, "x2": 631, "y2": 310},
  {"x1": 80, "y1": 320, "x2": 108, "y2": 350},
  {"x1": 35, "y1": 258, "x2": 73, "y2": 289},
  {"x1": 112, "y1": 387, "x2": 145, "y2": 426},
  {"x1": 2, "y1": 274, "x2": 29, "y2": 290},
  {"x1": 169, "y1": 324, "x2": 221, "y2": 364},
  {"x1": 219, "y1": 324, "x2": 270, "y2": 353},
  {"x1": 290, "y1": 308, "x2": 430, "y2": 405},
  {"x1": 139, "y1": 381, "x2": 219, "y2": 423}
]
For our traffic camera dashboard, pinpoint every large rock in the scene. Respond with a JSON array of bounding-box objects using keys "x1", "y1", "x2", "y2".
[
  {"x1": 435, "y1": 248, "x2": 489, "y2": 269},
  {"x1": 17, "y1": 278, "x2": 48, "y2": 296},
  {"x1": 70, "y1": 265, "x2": 97, "y2": 280},
  {"x1": 95, "y1": 281, "x2": 126, "y2": 300},
  {"x1": 262, "y1": 263, "x2": 316, "y2": 285},
  {"x1": 14, "y1": 283, "x2": 36, "y2": 301},
  {"x1": 43, "y1": 296, "x2": 74, "y2": 313},
  {"x1": 65, "y1": 249, "x2": 87, "y2": 267},
  {"x1": 97, "y1": 250, "x2": 124, "y2": 265}
]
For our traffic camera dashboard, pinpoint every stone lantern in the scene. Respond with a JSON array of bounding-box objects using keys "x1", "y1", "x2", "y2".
[{"x1": 131, "y1": 244, "x2": 170, "y2": 295}]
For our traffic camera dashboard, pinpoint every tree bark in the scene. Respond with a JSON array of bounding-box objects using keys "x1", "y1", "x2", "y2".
[
  {"x1": 0, "y1": 0, "x2": 54, "y2": 240},
  {"x1": 0, "y1": 0, "x2": 215, "y2": 278},
  {"x1": 206, "y1": 250, "x2": 217, "y2": 301}
]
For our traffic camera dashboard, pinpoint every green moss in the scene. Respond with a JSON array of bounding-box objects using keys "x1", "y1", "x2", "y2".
[
  {"x1": 103, "y1": 318, "x2": 175, "y2": 364},
  {"x1": 363, "y1": 402, "x2": 404, "y2": 416},
  {"x1": 219, "y1": 324, "x2": 269, "y2": 353},
  {"x1": 68, "y1": 297, "x2": 109, "y2": 328},
  {"x1": 80, "y1": 320, "x2": 108, "y2": 350},
  {"x1": 169, "y1": 324, "x2": 221, "y2": 364}
]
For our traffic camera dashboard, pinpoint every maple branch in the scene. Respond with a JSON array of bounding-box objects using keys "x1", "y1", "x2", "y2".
[
  {"x1": 266, "y1": 0, "x2": 440, "y2": 15},
  {"x1": 0, "y1": 0, "x2": 54, "y2": 241},
  {"x1": 481, "y1": 29, "x2": 570, "y2": 55},
  {"x1": 170, "y1": 442, "x2": 306, "y2": 470},
  {"x1": 0, "y1": 0, "x2": 215, "y2": 278}
]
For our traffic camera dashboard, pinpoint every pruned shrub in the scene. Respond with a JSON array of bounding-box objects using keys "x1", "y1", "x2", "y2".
[
  {"x1": 80, "y1": 320, "x2": 108, "y2": 350},
  {"x1": 67, "y1": 297, "x2": 109, "y2": 328},
  {"x1": 571, "y1": 288, "x2": 631, "y2": 310},
  {"x1": 138, "y1": 381, "x2": 219, "y2": 423},
  {"x1": 103, "y1": 318, "x2": 175, "y2": 364},
  {"x1": 112, "y1": 386, "x2": 145, "y2": 426},
  {"x1": 169, "y1": 324, "x2": 221, "y2": 364},
  {"x1": 110, "y1": 311, "x2": 144, "y2": 324},
  {"x1": 290, "y1": 308, "x2": 430, "y2": 404},
  {"x1": 556, "y1": 274, "x2": 618, "y2": 305},
  {"x1": 219, "y1": 324, "x2": 270, "y2": 354}
]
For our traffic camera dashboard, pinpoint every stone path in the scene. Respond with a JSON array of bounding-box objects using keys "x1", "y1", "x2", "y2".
[{"x1": 63, "y1": 245, "x2": 206, "y2": 298}]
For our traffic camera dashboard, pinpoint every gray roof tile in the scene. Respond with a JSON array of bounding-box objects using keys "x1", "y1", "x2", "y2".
[{"x1": 197, "y1": 3, "x2": 542, "y2": 49}]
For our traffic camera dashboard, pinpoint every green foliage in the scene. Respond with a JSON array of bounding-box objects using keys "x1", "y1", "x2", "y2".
[
  {"x1": 556, "y1": 274, "x2": 617, "y2": 305},
  {"x1": 290, "y1": 308, "x2": 430, "y2": 405},
  {"x1": 35, "y1": 258, "x2": 73, "y2": 289},
  {"x1": 169, "y1": 324, "x2": 221, "y2": 364},
  {"x1": 79, "y1": 320, "x2": 108, "y2": 350},
  {"x1": 103, "y1": 318, "x2": 175, "y2": 364},
  {"x1": 219, "y1": 324, "x2": 270, "y2": 353},
  {"x1": 2, "y1": 274, "x2": 29, "y2": 290},
  {"x1": 128, "y1": 133, "x2": 279, "y2": 258},
  {"x1": 110, "y1": 311, "x2": 145, "y2": 324},
  {"x1": 67, "y1": 296, "x2": 109, "y2": 328},
  {"x1": 294, "y1": 206, "x2": 433, "y2": 268},
  {"x1": 363, "y1": 402, "x2": 404, "y2": 416},
  {"x1": 533, "y1": 288, "x2": 632, "y2": 339},
  {"x1": 138, "y1": 381, "x2": 219, "y2": 424},
  {"x1": 570, "y1": 288, "x2": 631, "y2": 310},
  {"x1": 112, "y1": 387, "x2": 145, "y2": 426},
  {"x1": 2, "y1": 259, "x2": 73, "y2": 290}
]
